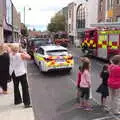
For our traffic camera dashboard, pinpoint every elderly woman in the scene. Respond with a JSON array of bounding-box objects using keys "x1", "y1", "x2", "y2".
[
  {"x1": 9, "y1": 43, "x2": 31, "y2": 108},
  {"x1": 0, "y1": 43, "x2": 10, "y2": 94},
  {"x1": 108, "y1": 55, "x2": 120, "y2": 115}
]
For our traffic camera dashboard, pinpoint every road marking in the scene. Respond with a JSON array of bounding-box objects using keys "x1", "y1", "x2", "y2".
[
  {"x1": 92, "y1": 116, "x2": 113, "y2": 120},
  {"x1": 92, "y1": 115, "x2": 120, "y2": 120}
]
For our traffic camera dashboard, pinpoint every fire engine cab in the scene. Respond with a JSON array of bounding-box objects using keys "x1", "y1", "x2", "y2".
[{"x1": 81, "y1": 22, "x2": 120, "y2": 60}]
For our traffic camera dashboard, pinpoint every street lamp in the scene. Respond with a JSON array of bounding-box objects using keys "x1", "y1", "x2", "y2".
[{"x1": 23, "y1": 6, "x2": 31, "y2": 26}]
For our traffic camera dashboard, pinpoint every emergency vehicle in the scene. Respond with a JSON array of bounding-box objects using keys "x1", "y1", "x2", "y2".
[
  {"x1": 81, "y1": 22, "x2": 120, "y2": 60},
  {"x1": 53, "y1": 32, "x2": 70, "y2": 47},
  {"x1": 33, "y1": 44, "x2": 74, "y2": 72}
]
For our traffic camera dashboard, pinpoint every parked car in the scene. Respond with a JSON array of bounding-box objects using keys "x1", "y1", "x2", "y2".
[
  {"x1": 33, "y1": 44, "x2": 74, "y2": 72},
  {"x1": 27, "y1": 38, "x2": 49, "y2": 58}
]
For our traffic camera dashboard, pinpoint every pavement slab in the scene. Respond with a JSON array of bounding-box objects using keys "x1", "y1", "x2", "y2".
[{"x1": 0, "y1": 82, "x2": 34, "y2": 120}]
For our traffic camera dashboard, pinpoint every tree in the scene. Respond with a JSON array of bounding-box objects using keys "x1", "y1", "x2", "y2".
[
  {"x1": 47, "y1": 14, "x2": 66, "y2": 32},
  {"x1": 33, "y1": 28, "x2": 36, "y2": 31},
  {"x1": 21, "y1": 25, "x2": 28, "y2": 37}
]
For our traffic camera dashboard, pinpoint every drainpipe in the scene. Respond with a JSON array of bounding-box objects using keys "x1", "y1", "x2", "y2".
[
  {"x1": 12, "y1": 3, "x2": 14, "y2": 43},
  {"x1": 105, "y1": 0, "x2": 108, "y2": 22}
]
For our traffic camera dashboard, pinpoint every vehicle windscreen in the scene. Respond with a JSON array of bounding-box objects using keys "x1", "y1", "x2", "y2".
[
  {"x1": 34, "y1": 39, "x2": 49, "y2": 47},
  {"x1": 54, "y1": 34, "x2": 68, "y2": 39},
  {"x1": 47, "y1": 50, "x2": 68, "y2": 56}
]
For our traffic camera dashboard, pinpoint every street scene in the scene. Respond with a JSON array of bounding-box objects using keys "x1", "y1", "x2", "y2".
[{"x1": 0, "y1": 0, "x2": 120, "y2": 120}]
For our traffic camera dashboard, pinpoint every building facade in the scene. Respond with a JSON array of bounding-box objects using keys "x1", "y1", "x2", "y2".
[
  {"x1": 0, "y1": 0, "x2": 4, "y2": 43},
  {"x1": 75, "y1": 0, "x2": 98, "y2": 46},
  {"x1": 75, "y1": 1, "x2": 88, "y2": 46},
  {"x1": 98, "y1": 0, "x2": 120, "y2": 22},
  {"x1": 68, "y1": 2, "x2": 77, "y2": 44},
  {"x1": 0, "y1": 0, "x2": 21, "y2": 43},
  {"x1": 13, "y1": 5, "x2": 21, "y2": 42},
  {"x1": 87, "y1": 0, "x2": 98, "y2": 27},
  {"x1": 3, "y1": 0, "x2": 13, "y2": 42}
]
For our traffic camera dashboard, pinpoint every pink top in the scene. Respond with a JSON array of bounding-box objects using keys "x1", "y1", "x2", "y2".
[
  {"x1": 76, "y1": 71, "x2": 81, "y2": 86},
  {"x1": 80, "y1": 70, "x2": 91, "y2": 88},
  {"x1": 108, "y1": 64, "x2": 120, "y2": 89}
]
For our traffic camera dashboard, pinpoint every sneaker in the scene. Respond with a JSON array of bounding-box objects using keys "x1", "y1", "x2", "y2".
[{"x1": 15, "y1": 101, "x2": 22, "y2": 105}]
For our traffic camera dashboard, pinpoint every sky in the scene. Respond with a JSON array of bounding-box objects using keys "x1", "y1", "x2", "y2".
[{"x1": 11, "y1": 0, "x2": 79, "y2": 31}]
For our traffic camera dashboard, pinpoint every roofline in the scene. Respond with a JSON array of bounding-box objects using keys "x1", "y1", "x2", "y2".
[{"x1": 91, "y1": 22, "x2": 120, "y2": 28}]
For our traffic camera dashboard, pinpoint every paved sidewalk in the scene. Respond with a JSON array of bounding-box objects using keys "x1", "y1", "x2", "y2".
[{"x1": 0, "y1": 82, "x2": 34, "y2": 120}]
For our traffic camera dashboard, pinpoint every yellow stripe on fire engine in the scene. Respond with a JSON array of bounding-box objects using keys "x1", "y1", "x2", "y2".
[
  {"x1": 90, "y1": 40, "x2": 94, "y2": 44},
  {"x1": 111, "y1": 46, "x2": 118, "y2": 49},
  {"x1": 84, "y1": 40, "x2": 87, "y2": 43},
  {"x1": 81, "y1": 43, "x2": 84, "y2": 46},
  {"x1": 109, "y1": 41, "x2": 112, "y2": 46},
  {"x1": 98, "y1": 40, "x2": 102, "y2": 44},
  {"x1": 102, "y1": 45, "x2": 107, "y2": 49},
  {"x1": 87, "y1": 43, "x2": 90, "y2": 47},
  {"x1": 93, "y1": 44, "x2": 96, "y2": 47}
]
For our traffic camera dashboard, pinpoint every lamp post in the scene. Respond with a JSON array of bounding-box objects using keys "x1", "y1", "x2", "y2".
[{"x1": 23, "y1": 6, "x2": 31, "y2": 26}]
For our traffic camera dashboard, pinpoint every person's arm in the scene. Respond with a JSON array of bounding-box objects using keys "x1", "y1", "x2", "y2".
[
  {"x1": 77, "y1": 72, "x2": 81, "y2": 88},
  {"x1": 21, "y1": 52, "x2": 31, "y2": 60},
  {"x1": 85, "y1": 71, "x2": 91, "y2": 88}
]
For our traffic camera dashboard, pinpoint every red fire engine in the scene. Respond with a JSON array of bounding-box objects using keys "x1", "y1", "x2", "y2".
[
  {"x1": 53, "y1": 32, "x2": 70, "y2": 47},
  {"x1": 81, "y1": 22, "x2": 120, "y2": 60}
]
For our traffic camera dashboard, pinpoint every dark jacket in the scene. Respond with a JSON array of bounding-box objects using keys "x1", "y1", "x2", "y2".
[{"x1": 0, "y1": 53, "x2": 10, "y2": 80}]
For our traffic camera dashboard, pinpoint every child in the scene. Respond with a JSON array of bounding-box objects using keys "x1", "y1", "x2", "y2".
[
  {"x1": 96, "y1": 64, "x2": 109, "y2": 107},
  {"x1": 76, "y1": 66, "x2": 82, "y2": 102},
  {"x1": 79, "y1": 59, "x2": 92, "y2": 110}
]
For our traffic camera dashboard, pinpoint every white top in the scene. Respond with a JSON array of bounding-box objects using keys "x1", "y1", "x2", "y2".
[{"x1": 9, "y1": 53, "x2": 27, "y2": 77}]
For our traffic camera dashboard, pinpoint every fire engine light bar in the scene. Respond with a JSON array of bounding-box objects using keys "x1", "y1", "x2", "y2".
[{"x1": 91, "y1": 22, "x2": 120, "y2": 28}]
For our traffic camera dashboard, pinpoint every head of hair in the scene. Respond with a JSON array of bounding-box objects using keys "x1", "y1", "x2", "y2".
[
  {"x1": 79, "y1": 65, "x2": 82, "y2": 71},
  {"x1": 111, "y1": 55, "x2": 120, "y2": 65},
  {"x1": 82, "y1": 60, "x2": 90, "y2": 72},
  {"x1": 102, "y1": 64, "x2": 108, "y2": 71},
  {"x1": 10, "y1": 43, "x2": 20, "y2": 53}
]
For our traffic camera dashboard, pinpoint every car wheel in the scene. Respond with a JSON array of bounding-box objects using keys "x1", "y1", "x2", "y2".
[{"x1": 66, "y1": 68, "x2": 72, "y2": 73}]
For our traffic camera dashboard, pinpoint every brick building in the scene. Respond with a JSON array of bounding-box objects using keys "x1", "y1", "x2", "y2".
[{"x1": 98, "y1": 0, "x2": 120, "y2": 22}]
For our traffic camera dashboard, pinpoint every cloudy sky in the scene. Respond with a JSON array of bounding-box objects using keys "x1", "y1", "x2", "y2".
[{"x1": 11, "y1": 0, "x2": 79, "y2": 31}]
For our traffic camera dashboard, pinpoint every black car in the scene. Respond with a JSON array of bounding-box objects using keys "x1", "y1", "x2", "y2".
[{"x1": 27, "y1": 38, "x2": 49, "y2": 58}]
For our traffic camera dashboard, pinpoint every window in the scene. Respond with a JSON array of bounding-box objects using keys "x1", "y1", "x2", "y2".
[
  {"x1": 116, "y1": 16, "x2": 120, "y2": 22},
  {"x1": 99, "y1": 0, "x2": 103, "y2": 12},
  {"x1": 37, "y1": 48, "x2": 44, "y2": 55},
  {"x1": 108, "y1": 0, "x2": 113, "y2": 9},
  {"x1": 47, "y1": 50, "x2": 68, "y2": 56},
  {"x1": 69, "y1": 24, "x2": 71, "y2": 33},
  {"x1": 69, "y1": 9, "x2": 71, "y2": 18}
]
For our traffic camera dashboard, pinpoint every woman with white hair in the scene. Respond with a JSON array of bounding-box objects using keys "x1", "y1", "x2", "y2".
[
  {"x1": 9, "y1": 44, "x2": 31, "y2": 108},
  {"x1": 0, "y1": 43, "x2": 10, "y2": 94}
]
